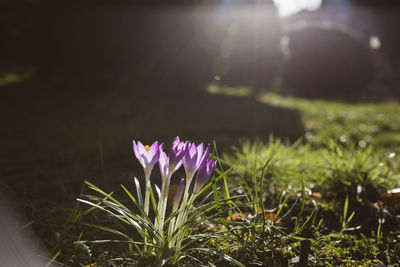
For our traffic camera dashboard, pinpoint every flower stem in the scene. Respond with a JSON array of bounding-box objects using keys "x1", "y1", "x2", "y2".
[
  {"x1": 158, "y1": 174, "x2": 171, "y2": 234},
  {"x1": 173, "y1": 175, "x2": 193, "y2": 234},
  {"x1": 174, "y1": 193, "x2": 196, "y2": 252},
  {"x1": 154, "y1": 181, "x2": 165, "y2": 233},
  {"x1": 168, "y1": 191, "x2": 182, "y2": 239},
  {"x1": 144, "y1": 172, "x2": 151, "y2": 216},
  {"x1": 143, "y1": 172, "x2": 151, "y2": 255}
]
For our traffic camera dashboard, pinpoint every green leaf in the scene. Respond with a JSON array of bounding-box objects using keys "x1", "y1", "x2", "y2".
[
  {"x1": 134, "y1": 177, "x2": 143, "y2": 208},
  {"x1": 121, "y1": 184, "x2": 137, "y2": 205},
  {"x1": 80, "y1": 222, "x2": 131, "y2": 240}
]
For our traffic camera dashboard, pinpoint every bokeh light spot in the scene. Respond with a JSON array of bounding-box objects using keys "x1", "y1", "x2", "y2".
[
  {"x1": 369, "y1": 35, "x2": 381, "y2": 50},
  {"x1": 214, "y1": 75, "x2": 221, "y2": 81},
  {"x1": 358, "y1": 140, "x2": 367, "y2": 148}
]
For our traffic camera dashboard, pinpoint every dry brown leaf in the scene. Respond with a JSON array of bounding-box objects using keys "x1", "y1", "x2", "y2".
[
  {"x1": 226, "y1": 213, "x2": 246, "y2": 222},
  {"x1": 309, "y1": 192, "x2": 323, "y2": 200},
  {"x1": 305, "y1": 122, "x2": 317, "y2": 131}
]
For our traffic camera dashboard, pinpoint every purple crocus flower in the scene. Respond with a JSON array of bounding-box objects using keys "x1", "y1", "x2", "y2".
[
  {"x1": 132, "y1": 140, "x2": 160, "y2": 178},
  {"x1": 158, "y1": 142, "x2": 184, "y2": 180},
  {"x1": 182, "y1": 142, "x2": 210, "y2": 181},
  {"x1": 193, "y1": 158, "x2": 217, "y2": 193},
  {"x1": 168, "y1": 136, "x2": 187, "y2": 172}
]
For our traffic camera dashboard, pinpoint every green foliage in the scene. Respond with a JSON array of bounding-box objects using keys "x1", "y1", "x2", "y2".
[
  {"x1": 220, "y1": 134, "x2": 400, "y2": 266},
  {"x1": 76, "y1": 170, "x2": 244, "y2": 266},
  {"x1": 212, "y1": 151, "x2": 317, "y2": 265},
  {"x1": 223, "y1": 137, "x2": 399, "y2": 193},
  {"x1": 311, "y1": 231, "x2": 400, "y2": 266},
  {"x1": 339, "y1": 195, "x2": 356, "y2": 237},
  {"x1": 319, "y1": 140, "x2": 396, "y2": 205},
  {"x1": 261, "y1": 93, "x2": 400, "y2": 147}
]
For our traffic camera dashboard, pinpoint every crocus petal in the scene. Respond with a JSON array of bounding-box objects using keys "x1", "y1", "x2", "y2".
[
  {"x1": 199, "y1": 144, "x2": 211, "y2": 165},
  {"x1": 196, "y1": 143, "x2": 204, "y2": 163},
  {"x1": 137, "y1": 141, "x2": 147, "y2": 155},
  {"x1": 133, "y1": 140, "x2": 145, "y2": 167},
  {"x1": 158, "y1": 150, "x2": 169, "y2": 179},
  {"x1": 188, "y1": 142, "x2": 197, "y2": 158},
  {"x1": 148, "y1": 141, "x2": 160, "y2": 166},
  {"x1": 194, "y1": 159, "x2": 217, "y2": 193},
  {"x1": 183, "y1": 142, "x2": 198, "y2": 176},
  {"x1": 148, "y1": 141, "x2": 159, "y2": 159},
  {"x1": 173, "y1": 160, "x2": 183, "y2": 173},
  {"x1": 133, "y1": 141, "x2": 140, "y2": 160},
  {"x1": 168, "y1": 137, "x2": 187, "y2": 173},
  {"x1": 170, "y1": 137, "x2": 181, "y2": 153}
]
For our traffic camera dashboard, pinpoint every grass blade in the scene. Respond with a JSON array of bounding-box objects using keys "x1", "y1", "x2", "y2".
[
  {"x1": 134, "y1": 177, "x2": 143, "y2": 208},
  {"x1": 46, "y1": 250, "x2": 61, "y2": 267}
]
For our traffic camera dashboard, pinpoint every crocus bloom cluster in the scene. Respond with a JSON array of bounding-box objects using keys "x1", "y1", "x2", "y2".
[
  {"x1": 132, "y1": 137, "x2": 215, "y2": 196},
  {"x1": 132, "y1": 136, "x2": 217, "y2": 233}
]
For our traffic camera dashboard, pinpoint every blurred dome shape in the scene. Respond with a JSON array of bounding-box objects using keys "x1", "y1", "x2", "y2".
[
  {"x1": 282, "y1": 26, "x2": 375, "y2": 100},
  {"x1": 273, "y1": 0, "x2": 322, "y2": 17}
]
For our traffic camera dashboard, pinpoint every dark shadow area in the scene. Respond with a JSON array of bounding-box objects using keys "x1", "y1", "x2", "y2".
[
  {"x1": 0, "y1": 1, "x2": 303, "y2": 155},
  {"x1": 33, "y1": 1, "x2": 283, "y2": 94},
  {"x1": 0, "y1": 81, "x2": 303, "y2": 171}
]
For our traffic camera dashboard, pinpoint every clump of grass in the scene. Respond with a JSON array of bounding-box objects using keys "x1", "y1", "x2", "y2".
[
  {"x1": 212, "y1": 149, "x2": 317, "y2": 265},
  {"x1": 221, "y1": 137, "x2": 313, "y2": 191},
  {"x1": 74, "y1": 137, "x2": 244, "y2": 266},
  {"x1": 218, "y1": 138, "x2": 400, "y2": 265},
  {"x1": 318, "y1": 140, "x2": 392, "y2": 202},
  {"x1": 76, "y1": 179, "x2": 225, "y2": 265},
  {"x1": 223, "y1": 137, "x2": 399, "y2": 195},
  {"x1": 222, "y1": 136, "x2": 399, "y2": 243},
  {"x1": 56, "y1": 134, "x2": 399, "y2": 266}
]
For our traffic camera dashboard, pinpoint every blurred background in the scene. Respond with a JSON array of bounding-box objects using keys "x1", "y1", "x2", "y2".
[{"x1": 1, "y1": 0, "x2": 400, "y2": 263}]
